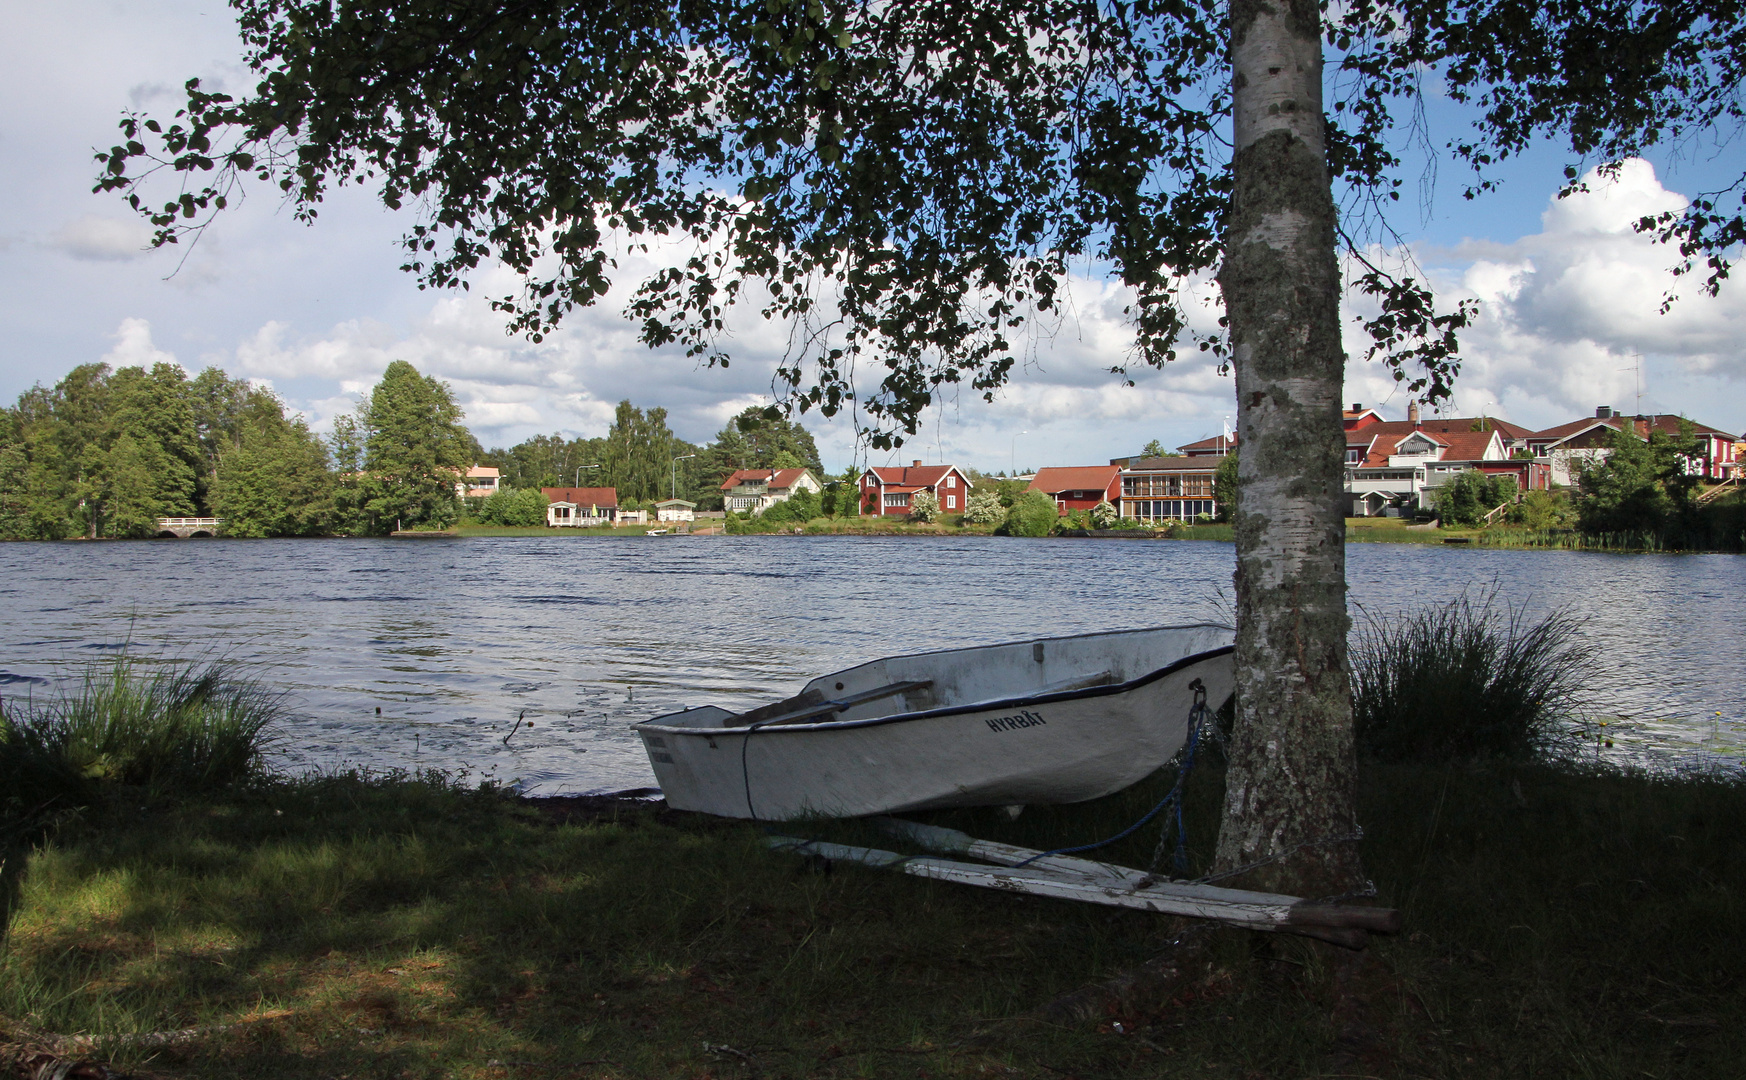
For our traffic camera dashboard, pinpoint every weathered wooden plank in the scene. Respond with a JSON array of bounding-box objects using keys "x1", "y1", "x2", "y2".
[{"x1": 769, "y1": 831, "x2": 1399, "y2": 936}]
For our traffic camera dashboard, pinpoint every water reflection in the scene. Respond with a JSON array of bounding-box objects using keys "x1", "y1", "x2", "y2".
[{"x1": 0, "y1": 536, "x2": 1739, "y2": 793}]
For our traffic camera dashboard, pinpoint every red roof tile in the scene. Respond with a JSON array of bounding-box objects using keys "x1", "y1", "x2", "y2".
[
  {"x1": 866, "y1": 463, "x2": 967, "y2": 488},
  {"x1": 1529, "y1": 415, "x2": 1739, "y2": 444},
  {"x1": 1348, "y1": 417, "x2": 1532, "y2": 441},
  {"x1": 1436, "y1": 431, "x2": 1503, "y2": 462},
  {"x1": 541, "y1": 486, "x2": 619, "y2": 507},
  {"x1": 720, "y1": 468, "x2": 814, "y2": 491},
  {"x1": 1176, "y1": 433, "x2": 1238, "y2": 453},
  {"x1": 1027, "y1": 466, "x2": 1119, "y2": 495}
]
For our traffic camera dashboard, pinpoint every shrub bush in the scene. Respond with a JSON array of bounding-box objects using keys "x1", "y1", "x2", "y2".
[
  {"x1": 1351, "y1": 591, "x2": 1596, "y2": 762},
  {"x1": 1002, "y1": 490, "x2": 1060, "y2": 537},
  {"x1": 909, "y1": 491, "x2": 940, "y2": 522},
  {"x1": 477, "y1": 486, "x2": 550, "y2": 527},
  {"x1": 1435, "y1": 471, "x2": 1517, "y2": 527},
  {"x1": 1091, "y1": 499, "x2": 1119, "y2": 529},
  {"x1": 1, "y1": 657, "x2": 283, "y2": 819},
  {"x1": 962, "y1": 491, "x2": 1006, "y2": 524}
]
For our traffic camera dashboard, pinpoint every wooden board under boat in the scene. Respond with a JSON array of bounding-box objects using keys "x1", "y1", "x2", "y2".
[{"x1": 636, "y1": 624, "x2": 1234, "y2": 820}]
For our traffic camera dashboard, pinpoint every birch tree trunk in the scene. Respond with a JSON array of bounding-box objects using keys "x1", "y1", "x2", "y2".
[{"x1": 1213, "y1": 0, "x2": 1364, "y2": 898}]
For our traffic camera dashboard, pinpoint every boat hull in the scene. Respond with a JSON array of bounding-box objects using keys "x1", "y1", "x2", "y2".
[{"x1": 637, "y1": 626, "x2": 1234, "y2": 820}]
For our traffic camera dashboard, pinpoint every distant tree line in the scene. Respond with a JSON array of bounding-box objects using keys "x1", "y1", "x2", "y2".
[
  {"x1": 0, "y1": 362, "x2": 333, "y2": 539},
  {"x1": 480, "y1": 405, "x2": 823, "y2": 511},
  {"x1": 1, "y1": 360, "x2": 832, "y2": 538}
]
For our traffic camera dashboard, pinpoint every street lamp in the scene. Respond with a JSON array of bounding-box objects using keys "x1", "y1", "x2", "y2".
[
  {"x1": 575, "y1": 464, "x2": 599, "y2": 487},
  {"x1": 670, "y1": 453, "x2": 696, "y2": 500},
  {"x1": 1010, "y1": 431, "x2": 1028, "y2": 476}
]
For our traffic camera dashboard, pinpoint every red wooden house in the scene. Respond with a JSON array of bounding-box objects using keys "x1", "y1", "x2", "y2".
[
  {"x1": 1027, "y1": 466, "x2": 1122, "y2": 515},
  {"x1": 859, "y1": 461, "x2": 974, "y2": 516}
]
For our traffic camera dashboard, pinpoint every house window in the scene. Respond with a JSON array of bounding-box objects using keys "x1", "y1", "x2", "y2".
[
  {"x1": 884, "y1": 493, "x2": 909, "y2": 506},
  {"x1": 946, "y1": 475, "x2": 956, "y2": 488},
  {"x1": 946, "y1": 495, "x2": 956, "y2": 509}
]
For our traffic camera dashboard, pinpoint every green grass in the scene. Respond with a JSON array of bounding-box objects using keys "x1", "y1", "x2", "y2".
[
  {"x1": 1, "y1": 657, "x2": 280, "y2": 826},
  {"x1": 3, "y1": 756, "x2": 1742, "y2": 1079},
  {"x1": 1351, "y1": 592, "x2": 1598, "y2": 761}
]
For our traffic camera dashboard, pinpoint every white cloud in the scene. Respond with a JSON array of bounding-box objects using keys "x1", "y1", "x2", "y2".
[
  {"x1": 101, "y1": 317, "x2": 179, "y2": 370},
  {"x1": 222, "y1": 242, "x2": 1240, "y2": 468},
  {"x1": 1343, "y1": 158, "x2": 1746, "y2": 432},
  {"x1": 50, "y1": 214, "x2": 155, "y2": 261}
]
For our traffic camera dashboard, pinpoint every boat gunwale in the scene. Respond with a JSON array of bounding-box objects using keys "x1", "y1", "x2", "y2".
[{"x1": 636, "y1": 630, "x2": 1234, "y2": 737}]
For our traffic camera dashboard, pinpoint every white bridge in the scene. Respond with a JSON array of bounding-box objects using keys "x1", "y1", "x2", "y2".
[{"x1": 155, "y1": 517, "x2": 222, "y2": 538}]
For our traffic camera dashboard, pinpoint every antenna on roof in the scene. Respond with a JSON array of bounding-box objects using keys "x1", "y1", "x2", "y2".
[{"x1": 1618, "y1": 354, "x2": 1645, "y2": 416}]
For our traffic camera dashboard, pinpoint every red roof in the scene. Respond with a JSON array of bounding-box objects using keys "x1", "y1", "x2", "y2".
[
  {"x1": 1437, "y1": 431, "x2": 1504, "y2": 461},
  {"x1": 1176, "y1": 433, "x2": 1238, "y2": 453},
  {"x1": 865, "y1": 463, "x2": 966, "y2": 488},
  {"x1": 1352, "y1": 429, "x2": 1501, "y2": 467},
  {"x1": 540, "y1": 486, "x2": 619, "y2": 507},
  {"x1": 1027, "y1": 466, "x2": 1119, "y2": 495},
  {"x1": 1355, "y1": 431, "x2": 1438, "y2": 468},
  {"x1": 1122, "y1": 457, "x2": 1220, "y2": 473},
  {"x1": 1529, "y1": 414, "x2": 1738, "y2": 444},
  {"x1": 720, "y1": 468, "x2": 812, "y2": 491},
  {"x1": 1348, "y1": 417, "x2": 1533, "y2": 441}
]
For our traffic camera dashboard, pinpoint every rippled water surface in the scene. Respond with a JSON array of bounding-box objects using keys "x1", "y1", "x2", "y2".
[{"x1": 1, "y1": 535, "x2": 1740, "y2": 792}]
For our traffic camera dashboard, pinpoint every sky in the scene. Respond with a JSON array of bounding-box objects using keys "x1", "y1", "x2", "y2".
[{"x1": 3, "y1": 2, "x2": 1743, "y2": 474}]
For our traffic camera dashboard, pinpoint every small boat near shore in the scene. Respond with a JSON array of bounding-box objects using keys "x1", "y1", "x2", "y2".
[{"x1": 636, "y1": 624, "x2": 1235, "y2": 820}]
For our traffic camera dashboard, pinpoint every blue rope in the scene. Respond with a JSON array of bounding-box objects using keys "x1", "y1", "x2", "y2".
[{"x1": 1015, "y1": 686, "x2": 1208, "y2": 870}]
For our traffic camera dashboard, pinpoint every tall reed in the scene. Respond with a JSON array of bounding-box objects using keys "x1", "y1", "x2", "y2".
[
  {"x1": 1350, "y1": 591, "x2": 1597, "y2": 761},
  {"x1": 0, "y1": 657, "x2": 282, "y2": 819}
]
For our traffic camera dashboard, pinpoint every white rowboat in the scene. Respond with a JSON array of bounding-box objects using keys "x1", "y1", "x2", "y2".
[{"x1": 636, "y1": 624, "x2": 1235, "y2": 820}]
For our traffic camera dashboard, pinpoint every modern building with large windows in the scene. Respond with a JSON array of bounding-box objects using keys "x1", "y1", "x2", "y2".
[{"x1": 1112, "y1": 457, "x2": 1220, "y2": 522}]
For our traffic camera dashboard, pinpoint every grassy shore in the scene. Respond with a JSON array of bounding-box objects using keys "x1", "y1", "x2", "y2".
[{"x1": 3, "y1": 756, "x2": 1742, "y2": 1079}]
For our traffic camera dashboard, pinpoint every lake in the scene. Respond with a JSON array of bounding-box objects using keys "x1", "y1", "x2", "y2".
[{"x1": 1, "y1": 535, "x2": 1740, "y2": 793}]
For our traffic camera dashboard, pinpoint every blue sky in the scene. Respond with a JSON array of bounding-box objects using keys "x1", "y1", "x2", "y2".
[{"x1": 3, "y1": 1, "x2": 1742, "y2": 472}]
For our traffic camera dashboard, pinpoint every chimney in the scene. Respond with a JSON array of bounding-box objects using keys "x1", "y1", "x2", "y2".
[
  {"x1": 1350, "y1": 402, "x2": 1362, "y2": 412},
  {"x1": 1596, "y1": 406, "x2": 1613, "y2": 419},
  {"x1": 1408, "y1": 402, "x2": 1420, "y2": 424},
  {"x1": 913, "y1": 460, "x2": 923, "y2": 468}
]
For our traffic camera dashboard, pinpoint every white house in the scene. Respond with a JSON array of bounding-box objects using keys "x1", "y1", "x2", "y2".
[
  {"x1": 654, "y1": 499, "x2": 697, "y2": 522},
  {"x1": 720, "y1": 468, "x2": 822, "y2": 514},
  {"x1": 1345, "y1": 428, "x2": 1510, "y2": 516},
  {"x1": 541, "y1": 486, "x2": 618, "y2": 527},
  {"x1": 455, "y1": 465, "x2": 501, "y2": 498}
]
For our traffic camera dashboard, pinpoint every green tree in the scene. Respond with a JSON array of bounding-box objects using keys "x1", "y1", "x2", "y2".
[
  {"x1": 91, "y1": 432, "x2": 162, "y2": 538},
  {"x1": 353, "y1": 361, "x2": 471, "y2": 533},
  {"x1": 1213, "y1": 452, "x2": 1239, "y2": 523},
  {"x1": 108, "y1": 362, "x2": 202, "y2": 520},
  {"x1": 1002, "y1": 490, "x2": 1059, "y2": 538},
  {"x1": 104, "y1": 0, "x2": 1742, "y2": 897},
  {"x1": 1509, "y1": 489, "x2": 1575, "y2": 531},
  {"x1": 1577, "y1": 425, "x2": 1702, "y2": 537},
  {"x1": 477, "y1": 487, "x2": 550, "y2": 527},
  {"x1": 1434, "y1": 471, "x2": 1517, "y2": 527},
  {"x1": 698, "y1": 408, "x2": 823, "y2": 495},
  {"x1": 962, "y1": 490, "x2": 1006, "y2": 525},
  {"x1": 212, "y1": 412, "x2": 334, "y2": 537}
]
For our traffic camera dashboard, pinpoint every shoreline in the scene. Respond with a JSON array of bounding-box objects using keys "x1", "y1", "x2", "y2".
[{"x1": 12, "y1": 520, "x2": 1741, "y2": 554}]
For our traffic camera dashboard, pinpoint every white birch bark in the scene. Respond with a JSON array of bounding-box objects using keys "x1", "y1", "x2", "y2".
[{"x1": 1213, "y1": 0, "x2": 1364, "y2": 897}]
